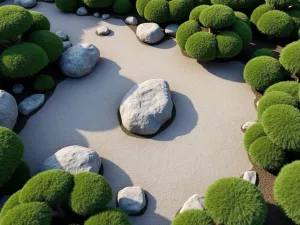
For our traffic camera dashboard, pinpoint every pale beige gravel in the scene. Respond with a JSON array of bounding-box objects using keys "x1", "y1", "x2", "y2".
[{"x1": 1, "y1": 1, "x2": 257, "y2": 224}]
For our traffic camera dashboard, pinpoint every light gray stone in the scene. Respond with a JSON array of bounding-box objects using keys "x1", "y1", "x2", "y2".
[
  {"x1": 14, "y1": 0, "x2": 36, "y2": 8},
  {"x1": 12, "y1": 84, "x2": 24, "y2": 94},
  {"x1": 55, "y1": 30, "x2": 68, "y2": 41},
  {"x1": 242, "y1": 122, "x2": 256, "y2": 131},
  {"x1": 180, "y1": 194, "x2": 205, "y2": 213},
  {"x1": 76, "y1": 7, "x2": 88, "y2": 16},
  {"x1": 120, "y1": 79, "x2": 173, "y2": 135},
  {"x1": 165, "y1": 24, "x2": 179, "y2": 37},
  {"x1": 125, "y1": 16, "x2": 138, "y2": 25},
  {"x1": 18, "y1": 94, "x2": 45, "y2": 115},
  {"x1": 243, "y1": 171, "x2": 257, "y2": 185},
  {"x1": 41, "y1": 145, "x2": 101, "y2": 174},
  {"x1": 59, "y1": 44, "x2": 100, "y2": 78},
  {"x1": 94, "y1": 12, "x2": 100, "y2": 17},
  {"x1": 63, "y1": 41, "x2": 72, "y2": 51},
  {"x1": 0, "y1": 90, "x2": 18, "y2": 129},
  {"x1": 136, "y1": 23, "x2": 164, "y2": 44},
  {"x1": 118, "y1": 186, "x2": 146, "y2": 214},
  {"x1": 102, "y1": 14, "x2": 110, "y2": 20},
  {"x1": 96, "y1": 26, "x2": 110, "y2": 36}
]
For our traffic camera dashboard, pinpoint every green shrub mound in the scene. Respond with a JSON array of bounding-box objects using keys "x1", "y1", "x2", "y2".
[
  {"x1": 0, "y1": 202, "x2": 52, "y2": 225},
  {"x1": 287, "y1": 10, "x2": 300, "y2": 36},
  {"x1": 249, "y1": 136, "x2": 286, "y2": 171},
  {"x1": 231, "y1": 20, "x2": 252, "y2": 49},
  {"x1": 210, "y1": 0, "x2": 255, "y2": 9},
  {"x1": 244, "y1": 123, "x2": 266, "y2": 152},
  {"x1": 262, "y1": 104, "x2": 300, "y2": 150},
  {"x1": 28, "y1": 30, "x2": 63, "y2": 63},
  {"x1": 185, "y1": 32, "x2": 217, "y2": 61},
  {"x1": 0, "y1": 43, "x2": 48, "y2": 78},
  {"x1": 216, "y1": 31, "x2": 243, "y2": 58},
  {"x1": 234, "y1": 11, "x2": 250, "y2": 26},
  {"x1": 143, "y1": 0, "x2": 170, "y2": 23},
  {"x1": 279, "y1": 41, "x2": 300, "y2": 74},
  {"x1": 266, "y1": 0, "x2": 298, "y2": 7},
  {"x1": 84, "y1": 208, "x2": 131, "y2": 225},
  {"x1": 29, "y1": 11, "x2": 50, "y2": 32},
  {"x1": 205, "y1": 177, "x2": 267, "y2": 225},
  {"x1": 113, "y1": 0, "x2": 133, "y2": 15},
  {"x1": 169, "y1": 0, "x2": 191, "y2": 22},
  {"x1": 253, "y1": 48, "x2": 276, "y2": 58},
  {"x1": 257, "y1": 91, "x2": 298, "y2": 120},
  {"x1": 176, "y1": 20, "x2": 201, "y2": 49},
  {"x1": 0, "y1": 161, "x2": 30, "y2": 195},
  {"x1": 257, "y1": 10, "x2": 294, "y2": 37},
  {"x1": 189, "y1": 5, "x2": 209, "y2": 21},
  {"x1": 136, "y1": 0, "x2": 152, "y2": 17},
  {"x1": 0, "y1": 127, "x2": 24, "y2": 187},
  {"x1": 83, "y1": 0, "x2": 113, "y2": 7},
  {"x1": 274, "y1": 161, "x2": 300, "y2": 224},
  {"x1": 171, "y1": 209, "x2": 215, "y2": 225},
  {"x1": 243, "y1": 56, "x2": 285, "y2": 91},
  {"x1": 55, "y1": 0, "x2": 78, "y2": 12},
  {"x1": 0, "y1": 191, "x2": 21, "y2": 221},
  {"x1": 20, "y1": 169, "x2": 74, "y2": 206},
  {"x1": 70, "y1": 172, "x2": 113, "y2": 216},
  {"x1": 200, "y1": 5, "x2": 236, "y2": 29},
  {"x1": 34, "y1": 75, "x2": 55, "y2": 92},
  {"x1": 265, "y1": 81, "x2": 299, "y2": 100},
  {"x1": 250, "y1": 4, "x2": 274, "y2": 25},
  {"x1": 0, "y1": 6, "x2": 33, "y2": 40}
]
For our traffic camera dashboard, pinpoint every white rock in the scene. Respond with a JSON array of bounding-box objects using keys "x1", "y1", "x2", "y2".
[
  {"x1": 18, "y1": 94, "x2": 45, "y2": 116},
  {"x1": 243, "y1": 171, "x2": 257, "y2": 185},
  {"x1": 0, "y1": 90, "x2": 18, "y2": 129},
  {"x1": 12, "y1": 84, "x2": 24, "y2": 94},
  {"x1": 165, "y1": 24, "x2": 179, "y2": 37},
  {"x1": 256, "y1": 100, "x2": 260, "y2": 107},
  {"x1": 94, "y1": 12, "x2": 100, "y2": 17},
  {"x1": 55, "y1": 30, "x2": 68, "y2": 41},
  {"x1": 125, "y1": 16, "x2": 138, "y2": 25},
  {"x1": 96, "y1": 26, "x2": 110, "y2": 36},
  {"x1": 120, "y1": 79, "x2": 173, "y2": 135},
  {"x1": 63, "y1": 41, "x2": 72, "y2": 51},
  {"x1": 14, "y1": 0, "x2": 36, "y2": 8},
  {"x1": 41, "y1": 145, "x2": 101, "y2": 174},
  {"x1": 242, "y1": 121, "x2": 256, "y2": 131},
  {"x1": 102, "y1": 14, "x2": 110, "y2": 20},
  {"x1": 136, "y1": 23, "x2": 164, "y2": 44},
  {"x1": 59, "y1": 44, "x2": 100, "y2": 78},
  {"x1": 180, "y1": 194, "x2": 205, "y2": 213},
  {"x1": 76, "y1": 7, "x2": 88, "y2": 16},
  {"x1": 118, "y1": 186, "x2": 146, "y2": 214}
]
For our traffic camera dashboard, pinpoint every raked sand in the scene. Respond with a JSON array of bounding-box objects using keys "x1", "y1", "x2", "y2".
[{"x1": 2, "y1": 1, "x2": 257, "y2": 224}]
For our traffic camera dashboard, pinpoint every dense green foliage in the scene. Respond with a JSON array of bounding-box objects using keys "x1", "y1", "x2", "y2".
[
  {"x1": 176, "y1": 20, "x2": 201, "y2": 49},
  {"x1": 279, "y1": 41, "x2": 300, "y2": 74},
  {"x1": 210, "y1": 0, "x2": 257, "y2": 9},
  {"x1": 205, "y1": 177, "x2": 267, "y2": 225},
  {"x1": 216, "y1": 31, "x2": 243, "y2": 58},
  {"x1": 185, "y1": 32, "x2": 217, "y2": 61},
  {"x1": 244, "y1": 123, "x2": 266, "y2": 152},
  {"x1": 84, "y1": 208, "x2": 131, "y2": 225},
  {"x1": 34, "y1": 75, "x2": 55, "y2": 92},
  {"x1": 171, "y1": 210, "x2": 214, "y2": 225},
  {"x1": 0, "y1": 43, "x2": 48, "y2": 78},
  {"x1": 250, "y1": 4, "x2": 274, "y2": 25},
  {"x1": 253, "y1": 48, "x2": 276, "y2": 58},
  {"x1": 0, "y1": 6, "x2": 33, "y2": 40},
  {"x1": 20, "y1": 170, "x2": 74, "y2": 206},
  {"x1": 70, "y1": 172, "x2": 113, "y2": 216},
  {"x1": 136, "y1": 0, "x2": 152, "y2": 16},
  {"x1": 287, "y1": 10, "x2": 300, "y2": 36},
  {"x1": 29, "y1": 11, "x2": 50, "y2": 32},
  {"x1": 83, "y1": 0, "x2": 113, "y2": 7},
  {"x1": 231, "y1": 20, "x2": 252, "y2": 49},
  {"x1": 243, "y1": 56, "x2": 285, "y2": 91},
  {"x1": 265, "y1": 81, "x2": 299, "y2": 100},
  {"x1": 169, "y1": 0, "x2": 191, "y2": 22},
  {"x1": 274, "y1": 161, "x2": 300, "y2": 224},
  {"x1": 113, "y1": 0, "x2": 133, "y2": 15},
  {"x1": 189, "y1": 5, "x2": 209, "y2": 21},
  {"x1": 0, "y1": 191, "x2": 21, "y2": 221},
  {"x1": 234, "y1": 11, "x2": 250, "y2": 25},
  {"x1": 55, "y1": 0, "x2": 78, "y2": 12},
  {"x1": 144, "y1": 0, "x2": 169, "y2": 23},
  {"x1": 266, "y1": 0, "x2": 298, "y2": 7}
]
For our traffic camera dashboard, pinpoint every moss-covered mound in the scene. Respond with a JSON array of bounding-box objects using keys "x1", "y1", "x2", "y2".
[
  {"x1": 211, "y1": 0, "x2": 261, "y2": 9},
  {"x1": 143, "y1": 0, "x2": 169, "y2": 23},
  {"x1": 231, "y1": 20, "x2": 252, "y2": 49},
  {"x1": 171, "y1": 209, "x2": 214, "y2": 225},
  {"x1": 244, "y1": 123, "x2": 266, "y2": 152},
  {"x1": 29, "y1": 11, "x2": 50, "y2": 32},
  {"x1": 234, "y1": 11, "x2": 250, "y2": 25},
  {"x1": 84, "y1": 208, "x2": 131, "y2": 225},
  {"x1": 253, "y1": 48, "x2": 276, "y2": 58},
  {"x1": 55, "y1": 0, "x2": 78, "y2": 12},
  {"x1": 250, "y1": 4, "x2": 274, "y2": 25},
  {"x1": 279, "y1": 41, "x2": 300, "y2": 74},
  {"x1": 176, "y1": 20, "x2": 201, "y2": 49},
  {"x1": 287, "y1": 10, "x2": 300, "y2": 36},
  {"x1": 265, "y1": 81, "x2": 299, "y2": 100},
  {"x1": 0, "y1": 191, "x2": 21, "y2": 220},
  {"x1": 189, "y1": 5, "x2": 209, "y2": 21},
  {"x1": 34, "y1": 74, "x2": 55, "y2": 92},
  {"x1": 113, "y1": 0, "x2": 133, "y2": 15},
  {"x1": 216, "y1": 31, "x2": 243, "y2": 58},
  {"x1": 169, "y1": 0, "x2": 191, "y2": 22},
  {"x1": 82, "y1": 0, "x2": 113, "y2": 7}
]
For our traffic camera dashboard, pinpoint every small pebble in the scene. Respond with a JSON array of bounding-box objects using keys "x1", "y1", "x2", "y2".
[
  {"x1": 102, "y1": 14, "x2": 110, "y2": 20},
  {"x1": 55, "y1": 30, "x2": 68, "y2": 41},
  {"x1": 242, "y1": 121, "x2": 257, "y2": 131},
  {"x1": 96, "y1": 26, "x2": 110, "y2": 36},
  {"x1": 76, "y1": 7, "x2": 88, "y2": 16},
  {"x1": 63, "y1": 41, "x2": 72, "y2": 51},
  {"x1": 12, "y1": 84, "x2": 24, "y2": 94},
  {"x1": 94, "y1": 12, "x2": 100, "y2": 17},
  {"x1": 125, "y1": 16, "x2": 138, "y2": 25}
]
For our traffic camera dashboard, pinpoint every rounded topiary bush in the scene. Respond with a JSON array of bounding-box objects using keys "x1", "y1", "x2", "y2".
[
  {"x1": 55, "y1": 0, "x2": 78, "y2": 12},
  {"x1": 234, "y1": 11, "x2": 250, "y2": 26},
  {"x1": 113, "y1": 0, "x2": 133, "y2": 15},
  {"x1": 176, "y1": 20, "x2": 201, "y2": 49},
  {"x1": 84, "y1": 208, "x2": 131, "y2": 225},
  {"x1": 70, "y1": 172, "x2": 113, "y2": 216},
  {"x1": 0, "y1": 127, "x2": 24, "y2": 187},
  {"x1": 253, "y1": 48, "x2": 276, "y2": 58},
  {"x1": 244, "y1": 123, "x2": 266, "y2": 152},
  {"x1": 200, "y1": 5, "x2": 236, "y2": 29},
  {"x1": 0, "y1": 43, "x2": 48, "y2": 78},
  {"x1": 189, "y1": 5, "x2": 209, "y2": 21},
  {"x1": 34, "y1": 75, "x2": 55, "y2": 92},
  {"x1": 231, "y1": 20, "x2": 252, "y2": 49},
  {"x1": 169, "y1": 0, "x2": 191, "y2": 22},
  {"x1": 287, "y1": 10, "x2": 300, "y2": 36},
  {"x1": 262, "y1": 104, "x2": 300, "y2": 150},
  {"x1": 266, "y1": 0, "x2": 298, "y2": 7},
  {"x1": 28, "y1": 30, "x2": 63, "y2": 63},
  {"x1": 279, "y1": 41, "x2": 300, "y2": 74},
  {"x1": 274, "y1": 161, "x2": 300, "y2": 224},
  {"x1": 143, "y1": 0, "x2": 170, "y2": 23},
  {"x1": 0, "y1": 5, "x2": 33, "y2": 40},
  {"x1": 136, "y1": 0, "x2": 152, "y2": 17},
  {"x1": 171, "y1": 209, "x2": 214, "y2": 225},
  {"x1": 0, "y1": 191, "x2": 21, "y2": 220},
  {"x1": 29, "y1": 11, "x2": 50, "y2": 32},
  {"x1": 257, "y1": 10, "x2": 294, "y2": 37},
  {"x1": 210, "y1": 0, "x2": 254, "y2": 9},
  {"x1": 185, "y1": 32, "x2": 217, "y2": 61},
  {"x1": 250, "y1": 4, "x2": 274, "y2": 25},
  {"x1": 216, "y1": 31, "x2": 243, "y2": 58},
  {"x1": 20, "y1": 169, "x2": 74, "y2": 206},
  {"x1": 83, "y1": 0, "x2": 113, "y2": 7},
  {"x1": 249, "y1": 136, "x2": 286, "y2": 171},
  {"x1": 265, "y1": 81, "x2": 299, "y2": 100},
  {"x1": 205, "y1": 177, "x2": 267, "y2": 225},
  {"x1": 243, "y1": 56, "x2": 285, "y2": 91},
  {"x1": 0, "y1": 202, "x2": 52, "y2": 225}
]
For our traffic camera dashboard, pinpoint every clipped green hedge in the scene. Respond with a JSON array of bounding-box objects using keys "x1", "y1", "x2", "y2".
[
  {"x1": 205, "y1": 177, "x2": 267, "y2": 225},
  {"x1": 189, "y1": 5, "x2": 209, "y2": 21},
  {"x1": 266, "y1": 0, "x2": 298, "y2": 7},
  {"x1": 171, "y1": 209, "x2": 214, "y2": 225},
  {"x1": 70, "y1": 172, "x2": 113, "y2": 216},
  {"x1": 176, "y1": 20, "x2": 201, "y2": 49},
  {"x1": 185, "y1": 31, "x2": 217, "y2": 61},
  {"x1": 83, "y1": 0, "x2": 113, "y2": 7},
  {"x1": 231, "y1": 20, "x2": 252, "y2": 49},
  {"x1": 250, "y1": 4, "x2": 274, "y2": 25},
  {"x1": 274, "y1": 161, "x2": 300, "y2": 224},
  {"x1": 113, "y1": 0, "x2": 133, "y2": 15},
  {"x1": 136, "y1": 0, "x2": 152, "y2": 17},
  {"x1": 253, "y1": 48, "x2": 276, "y2": 58},
  {"x1": 0, "y1": 191, "x2": 21, "y2": 221},
  {"x1": 243, "y1": 56, "x2": 285, "y2": 91},
  {"x1": 210, "y1": 0, "x2": 255, "y2": 9},
  {"x1": 244, "y1": 123, "x2": 266, "y2": 152},
  {"x1": 20, "y1": 169, "x2": 74, "y2": 206},
  {"x1": 279, "y1": 41, "x2": 300, "y2": 74},
  {"x1": 287, "y1": 10, "x2": 300, "y2": 36},
  {"x1": 84, "y1": 208, "x2": 131, "y2": 225},
  {"x1": 29, "y1": 11, "x2": 50, "y2": 32},
  {"x1": 234, "y1": 11, "x2": 250, "y2": 26},
  {"x1": 265, "y1": 81, "x2": 299, "y2": 100},
  {"x1": 34, "y1": 75, "x2": 55, "y2": 92},
  {"x1": 169, "y1": 0, "x2": 191, "y2": 22},
  {"x1": 55, "y1": 0, "x2": 78, "y2": 12},
  {"x1": 0, "y1": 5, "x2": 33, "y2": 40},
  {"x1": 143, "y1": 0, "x2": 169, "y2": 23},
  {"x1": 216, "y1": 31, "x2": 243, "y2": 58}
]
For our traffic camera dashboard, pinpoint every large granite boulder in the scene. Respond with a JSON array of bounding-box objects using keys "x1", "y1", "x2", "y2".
[
  {"x1": 0, "y1": 90, "x2": 18, "y2": 129},
  {"x1": 120, "y1": 79, "x2": 173, "y2": 135},
  {"x1": 41, "y1": 145, "x2": 101, "y2": 174},
  {"x1": 59, "y1": 44, "x2": 100, "y2": 78},
  {"x1": 136, "y1": 23, "x2": 164, "y2": 44},
  {"x1": 118, "y1": 186, "x2": 146, "y2": 215},
  {"x1": 180, "y1": 194, "x2": 205, "y2": 213}
]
